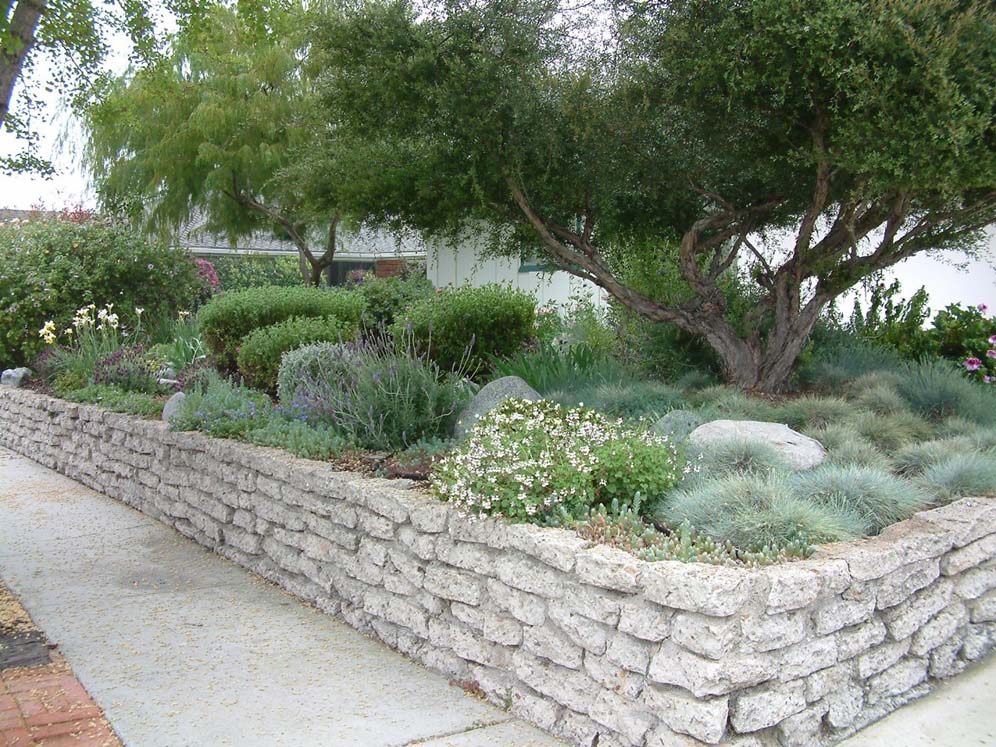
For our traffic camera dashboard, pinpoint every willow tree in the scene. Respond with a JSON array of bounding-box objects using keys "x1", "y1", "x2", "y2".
[
  {"x1": 86, "y1": 1, "x2": 340, "y2": 285},
  {"x1": 311, "y1": 0, "x2": 996, "y2": 390},
  {"x1": 1, "y1": 0, "x2": 192, "y2": 173}
]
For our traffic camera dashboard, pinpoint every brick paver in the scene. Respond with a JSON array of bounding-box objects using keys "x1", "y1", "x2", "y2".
[{"x1": 0, "y1": 659, "x2": 119, "y2": 746}]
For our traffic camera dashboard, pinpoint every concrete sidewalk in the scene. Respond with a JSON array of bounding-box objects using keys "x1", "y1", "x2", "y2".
[
  {"x1": 0, "y1": 447, "x2": 562, "y2": 747},
  {"x1": 1, "y1": 445, "x2": 994, "y2": 747}
]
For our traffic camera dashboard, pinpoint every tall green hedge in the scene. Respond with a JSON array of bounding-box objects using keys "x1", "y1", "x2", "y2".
[
  {"x1": 198, "y1": 285, "x2": 366, "y2": 369},
  {"x1": 0, "y1": 218, "x2": 203, "y2": 367}
]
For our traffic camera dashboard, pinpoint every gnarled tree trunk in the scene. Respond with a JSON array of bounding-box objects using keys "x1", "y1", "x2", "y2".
[{"x1": 0, "y1": 0, "x2": 45, "y2": 130}]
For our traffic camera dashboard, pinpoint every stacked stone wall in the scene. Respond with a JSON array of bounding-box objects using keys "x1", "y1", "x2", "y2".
[{"x1": 1, "y1": 388, "x2": 994, "y2": 747}]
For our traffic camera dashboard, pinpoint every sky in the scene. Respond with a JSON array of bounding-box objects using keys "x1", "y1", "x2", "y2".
[{"x1": 0, "y1": 17, "x2": 994, "y2": 318}]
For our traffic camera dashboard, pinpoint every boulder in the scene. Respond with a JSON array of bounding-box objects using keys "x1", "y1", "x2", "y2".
[
  {"x1": 687, "y1": 419, "x2": 826, "y2": 470},
  {"x1": 0, "y1": 367, "x2": 32, "y2": 387},
  {"x1": 454, "y1": 376, "x2": 541, "y2": 439},
  {"x1": 652, "y1": 409, "x2": 703, "y2": 443},
  {"x1": 162, "y1": 391, "x2": 187, "y2": 424}
]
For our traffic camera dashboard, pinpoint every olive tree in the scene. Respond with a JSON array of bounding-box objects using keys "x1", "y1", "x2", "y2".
[{"x1": 311, "y1": 0, "x2": 996, "y2": 390}]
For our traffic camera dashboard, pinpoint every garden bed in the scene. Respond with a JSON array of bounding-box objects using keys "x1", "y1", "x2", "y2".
[{"x1": 1, "y1": 386, "x2": 994, "y2": 747}]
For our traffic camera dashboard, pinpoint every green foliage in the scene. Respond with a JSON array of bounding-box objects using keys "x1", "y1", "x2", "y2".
[
  {"x1": 848, "y1": 280, "x2": 933, "y2": 358},
  {"x1": 198, "y1": 285, "x2": 366, "y2": 369},
  {"x1": 351, "y1": 272, "x2": 435, "y2": 327},
  {"x1": 930, "y1": 302, "x2": 996, "y2": 358},
  {"x1": 493, "y1": 343, "x2": 624, "y2": 396},
  {"x1": 211, "y1": 253, "x2": 304, "y2": 290},
  {"x1": 245, "y1": 416, "x2": 348, "y2": 460},
  {"x1": 918, "y1": 454, "x2": 996, "y2": 502},
  {"x1": 825, "y1": 440, "x2": 893, "y2": 471},
  {"x1": 394, "y1": 284, "x2": 536, "y2": 375},
  {"x1": 0, "y1": 218, "x2": 201, "y2": 367},
  {"x1": 146, "y1": 314, "x2": 208, "y2": 372},
  {"x1": 654, "y1": 475, "x2": 866, "y2": 551},
  {"x1": 571, "y1": 499, "x2": 812, "y2": 566},
  {"x1": 63, "y1": 384, "x2": 164, "y2": 418},
  {"x1": 236, "y1": 316, "x2": 356, "y2": 392},
  {"x1": 171, "y1": 373, "x2": 272, "y2": 439},
  {"x1": 693, "y1": 440, "x2": 791, "y2": 480},
  {"x1": 432, "y1": 399, "x2": 682, "y2": 522},
  {"x1": 279, "y1": 333, "x2": 473, "y2": 451},
  {"x1": 787, "y1": 465, "x2": 930, "y2": 534}
]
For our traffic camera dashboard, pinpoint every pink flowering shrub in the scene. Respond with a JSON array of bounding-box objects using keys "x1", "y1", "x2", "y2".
[
  {"x1": 195, "y1": 258, "x2": 221, "y2": 296},
  {"x1": 928, "y1": 302, "x2": 996, "y2": 384}
]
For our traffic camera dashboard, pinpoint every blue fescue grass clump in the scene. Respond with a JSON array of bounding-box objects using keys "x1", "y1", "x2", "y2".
[
  {"x1": 787, "y1": 464, "x2": 931, "y2": 534},
  {"x1": 853, "y1": 382, "x2": 909, "y2": 416},
  {"x1": 892, "y1": 438, "x2": 976, "y2": 477},
  {"x1": 558, "y1": 380, "x2": 686, "y2": 421},
  {"x1": 917, "y1": 454, "x2": 996, "y2": 502},
  {"x1": 847, "y1": 410, "x2": 933, "y2": 452},
  {"x1": 895, "y1": 359, "x2": 996, "y2": 425},
  {"x1": 776, "y1": 396, "x2": 857, "y2": 431},
  {"x1": 692, "y1": 439, "x2": 791, "y2": 479},
  {"x1": 653, "y1": 474, "x2": 866, "y2": 551}
]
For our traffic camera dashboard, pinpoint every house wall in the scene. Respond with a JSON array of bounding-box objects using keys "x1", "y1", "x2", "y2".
[
  {"x1": 427, "y1": 238, "x2": 605, "y2": 309},
  {"x1": 2, "y1": 387, "x2": 995, "y2": 747}
]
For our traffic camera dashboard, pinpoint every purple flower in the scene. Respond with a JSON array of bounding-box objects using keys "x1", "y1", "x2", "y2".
[
  {"x1": 988, "y1": 350, "x2": 996, "y2": 359},
  {"x1": 979, "y1": 303, "x2": 989, "y2": 313},
  {"x1": 965, "y1": 357, "x2": 983, "y2": 371},
  {"x1": 986, "y1": 376, "x2": 995, "y2": 384},
  {"x1": 989, "y1": 335, "x2": 996, "y2": 345}
]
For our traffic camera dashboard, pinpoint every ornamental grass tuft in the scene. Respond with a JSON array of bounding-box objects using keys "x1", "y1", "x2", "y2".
[
  {"x1": 654, "y1": 474, "x2": 866, "y2": 551},
  {"x1": 787, "y1": 464, "x2": 930, "y2": 534},
  {"x1": 918, "y1": 453, "x2": 996, "y2": 502}
]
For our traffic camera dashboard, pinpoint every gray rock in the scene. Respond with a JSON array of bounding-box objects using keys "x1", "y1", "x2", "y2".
[
  {"x1": 453, "y1": 376, "x2": 540, "y2": 439},
  {"x1": 688, "y1": 419, "x2": 826, "y2": 470},
  {"x1": 162, "y1": 391, "x2": 186, "y2": 423},
  {"x1": 1, "y1": 367, "x2": 32, "y2": 387},
  {"x1": 652, "y1": 409, "x2": 702, "y2": 442}
]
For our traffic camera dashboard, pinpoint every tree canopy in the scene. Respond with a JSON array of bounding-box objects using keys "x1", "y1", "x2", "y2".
[
  {"x1": 1, "y1": 0, "x2": 197, "y2": 174},
  {"x1": 309, "y1": 0, "x2": 996, "y2": 389},
  {"x1": 86, "y1": 0, "x2": 342, "y2": 285}
]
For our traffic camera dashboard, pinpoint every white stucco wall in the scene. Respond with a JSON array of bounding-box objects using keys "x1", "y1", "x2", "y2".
[{"x1": 427, "y1": 237, "x2": 606, "y2": 309}]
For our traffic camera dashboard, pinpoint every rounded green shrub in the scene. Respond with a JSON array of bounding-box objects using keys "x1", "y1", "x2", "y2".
[
  {"x1": 211, "y1": 253, "x2": 303, "y2": 290},
  {"x1": 352, "y1": 273, "x2": 434, "y2": 326},
  {"x1": 0, "y1": 217, "x2": 203, "y2": 367},
  {"x1": 393, "y1": 284, "x2": 536, "y2": 375},
  {"x1": 276, "y1": 341, "x2": 356, "y2": 407},
  {"x1": 198, "y1": 285, "x2": 366, "y2": 369},
  {"x1": 655, "y1": 474, "x2": 865, "y2": 551},
  {"x1": 918, "y1": 454, "x2": 996, "y2": 502},
  {"x1": 787, "y1": 464, "x2": 930, "y2": 534},
  {"x1": 236, "y1": 316, "x2": 357, "y2": 392}
]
